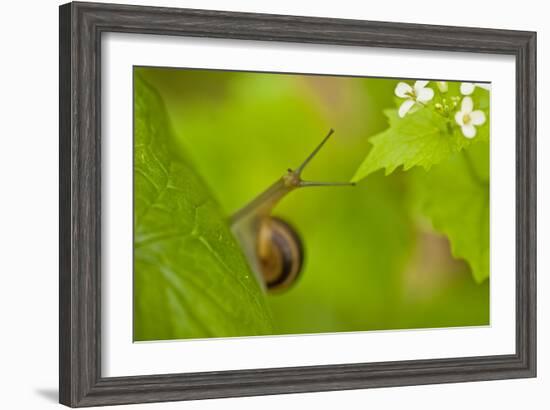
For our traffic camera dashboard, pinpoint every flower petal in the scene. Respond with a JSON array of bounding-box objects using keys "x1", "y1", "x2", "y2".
[
  {"x1": 461, "y1": 124, "x2": 477, "y2": 139},
  {"x1": 461, "y1": 96, "x2": 473, "y2": 113},
  {"x1": 395, "y1": 82, "x2": 413, "y2": 98},
  {"x1": 460, "y1": 82, "x2": 475, "y2": 95},
  {"x1": 436, "y1": 81, "x2": 448, "y2": 93},
  {"x1": 414, "y1": 80, "x2": 429, "y2": 91},
  {"x1": 416, "y1": 87, "x2": 434, "y2": 103},
  {"x1": 476, "y1": 83, "x2": 491, "y2": 91},
  {"x1": 398, "y1": 99, "x2": 415, "y2": 118},
  {"x1": 470, "y1": 110, "x2": 486, "y2": 125},
  {"x1": 455, "y1": 111, "x2": 465, "y2": 126}
]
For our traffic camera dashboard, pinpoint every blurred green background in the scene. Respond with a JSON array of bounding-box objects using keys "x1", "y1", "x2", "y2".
[{"x1": 136, "y1": 66, "x2": 489, "y2": 336}]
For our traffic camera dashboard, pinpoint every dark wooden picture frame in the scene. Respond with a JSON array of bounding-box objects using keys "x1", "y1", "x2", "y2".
[{"x1": 59, "y1": 1, "x2": 536, "y2": 407}]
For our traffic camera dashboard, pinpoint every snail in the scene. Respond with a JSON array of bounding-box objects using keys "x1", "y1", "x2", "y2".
[{"x1": 230, "y1": 129, "x2": 355, "y2": 293}]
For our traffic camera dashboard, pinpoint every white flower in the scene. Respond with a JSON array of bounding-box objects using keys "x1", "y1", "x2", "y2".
[
  {"x1": 460, "y1": 82, "x2": 491, "y2": 95},
  {"x1": 436, "y1": 81, "x2": 448, "y2": 93},
  {"x1": 395, "y1": 80, "x2": 434, "y2": 118},
  {"x1": 454, "y1": 97, "x2": 486, "y2": 138}
]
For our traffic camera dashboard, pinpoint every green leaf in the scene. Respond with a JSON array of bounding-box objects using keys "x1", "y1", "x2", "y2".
[
  {"x1": 352, "y1": 108, "x2": 474, "y2": 182},
  {"x1": 410, "y1": 142, "x2": 490, "y2": 283},
  {"x1": 133, "y1": 74, "x2": 273, "y2": 341}
]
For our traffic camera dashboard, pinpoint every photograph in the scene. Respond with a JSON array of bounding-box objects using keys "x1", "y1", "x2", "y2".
[
  {"x1": 133, "y1": 67, "x2": 491, "y2": 342},
  {"x1": 53, "y1": 1, "x2": 537, "y2": 406}
]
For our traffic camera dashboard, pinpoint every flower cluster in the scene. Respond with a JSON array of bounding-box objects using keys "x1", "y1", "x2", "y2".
[{"x1": 394, "y1": 80, "x2": 489, "y2": 139}]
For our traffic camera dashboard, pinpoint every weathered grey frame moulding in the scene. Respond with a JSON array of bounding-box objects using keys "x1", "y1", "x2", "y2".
[{"x1": 59, "y1": 1, "x2": 537, "y2": 407}]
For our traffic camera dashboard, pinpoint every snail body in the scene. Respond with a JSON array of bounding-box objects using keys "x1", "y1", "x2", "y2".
[{"x1": 230, "y1": 129, "x2": 354, "y2": 293}]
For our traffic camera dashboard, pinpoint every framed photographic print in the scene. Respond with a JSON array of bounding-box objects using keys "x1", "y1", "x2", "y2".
[{"x1": 59, "y1": 1, "x2": 536, "y2": 407}]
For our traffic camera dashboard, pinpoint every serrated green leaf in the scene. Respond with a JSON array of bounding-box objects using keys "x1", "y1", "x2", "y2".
[
  {"x1": 133, "y1": 74, "x2": 273, "y2": 341},
  {"x1": 411, "y1": 142, "x2": 490, "y2": 283},
  {"x1": 352, "y1": 108, "x2": 474, "y2": 182}
]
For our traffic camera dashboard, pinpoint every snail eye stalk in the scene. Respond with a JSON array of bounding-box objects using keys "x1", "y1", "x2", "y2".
[
  {"x1": 300, "y1": 180, "x2": 356, "y2": 187},
  {"x1": 293, "y1": 128, "x2": 355, "y2": 187},
  {"x1": 294, "y1": 128, "x2": 334, "y2": 176}
]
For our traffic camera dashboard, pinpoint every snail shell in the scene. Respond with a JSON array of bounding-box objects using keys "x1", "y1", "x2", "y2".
[{"x1": 258, "y1": 217, "x2": 304, "y2": 291}]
